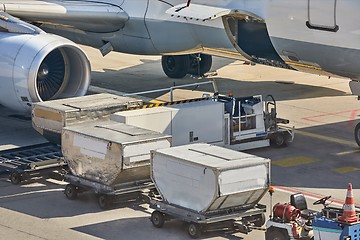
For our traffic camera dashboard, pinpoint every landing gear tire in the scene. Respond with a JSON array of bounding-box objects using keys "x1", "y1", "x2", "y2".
[
  {"x1": 187, "y1": 222, "x2": 202, "y2": 239},
  {"x1": 65, "y1": 184, "x2": 78, "y2": 200},
  {"x1": 188, "y1": 54, "x2": 212, "y2": 76},
  {"x1": 161, "y1": 55, "x2": 190, "y2": 78},
  {"x1": 265, "y1": 229, "x2": 289, "y2": 240},
  {"x1": 354, "y1": 122, "x2": 360, "y2": 147},
  {"x1": 151, "y1": 211, "x2": 165, "y2": 228},
  {"x1": 10, "y1": 172, "x2": 22, "y2": 185},
  {"x1": 270, "y1": 132, "x2": 287, "y2": 148}
]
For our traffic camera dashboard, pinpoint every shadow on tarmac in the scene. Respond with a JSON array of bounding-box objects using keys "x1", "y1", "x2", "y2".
[
  {"x1": 248, "y1": 120, "x2": 360, "y2": 190},
  {"x1": 73, "y1": 216, "x2": 245, "y2": 240},
  {"x1": 89, "y1": 58, "x2": 346, "y2": 102}
]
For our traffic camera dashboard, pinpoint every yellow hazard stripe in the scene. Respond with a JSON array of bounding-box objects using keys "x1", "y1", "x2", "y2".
[
  {"x1": 285, "y1": 61, "x2": 322, "y2": 71},
  {"x1": 128, "y1": 97, "x2": 211, "y2": 110}
]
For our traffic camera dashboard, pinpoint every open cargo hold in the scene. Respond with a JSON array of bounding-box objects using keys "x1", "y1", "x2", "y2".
[
  {"x1": 151, "y1": 143, "x2": 270, "y2": 213},
  {"x1": 62, "y1": 121, "x2": 172, "y2": 186},
  {"x1": 32, "y1": 93, "x2": 143, "y2": 143},
  {"x1": 111, "y1": 100, "x2": 224, "y2": 146}
]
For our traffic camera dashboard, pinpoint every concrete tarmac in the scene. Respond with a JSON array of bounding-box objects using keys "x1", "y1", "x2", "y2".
[{"x1": 1, "y1": 45, "x2": 360, "y2": 240}]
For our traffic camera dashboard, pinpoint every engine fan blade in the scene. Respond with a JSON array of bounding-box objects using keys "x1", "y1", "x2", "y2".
[{"x1": 36, "y1": 49, "x2": 65, "y2": 101}]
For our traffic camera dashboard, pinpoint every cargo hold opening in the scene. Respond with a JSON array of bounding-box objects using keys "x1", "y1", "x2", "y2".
[{"x1": 224, "y1": 17, "x2": 292, "y2": 69}]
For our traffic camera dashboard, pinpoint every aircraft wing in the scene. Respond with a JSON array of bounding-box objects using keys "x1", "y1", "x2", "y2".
[
  {"x1": 0, "y1": 0, "x2": 128, "y2": 33},
  {"x1": 166, "y1": 3, "x2": 261, "y2": 21}
]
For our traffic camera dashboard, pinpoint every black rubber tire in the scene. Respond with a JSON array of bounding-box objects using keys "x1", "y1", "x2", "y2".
[
  {"x1": 187, "y1": 222, "x2": 202, "y2": 239},
  {"x1": 10, "y1": 172, "x2": 22, "y2": 185},
  {"x1": 354, "y1": 122, "x2": 360, "y2": 147},
  {"x1": 161, "y1": 55, "x2": 190, "y2": 78},
  {"x1": 253, "y1": 213, "x2": 266, "y2": 227},
  {"x1": 270, "y1": 132, "x2": 287, "y2": 148},
  {"x1": 265, "y1": 229, "x2": 289, "y2": 240},
  {"x1": 188, "y1": 54, "x2": 212, "y2": 76},
  {"x1": 151, "y1": 211, "x2": 165, "y2": 228},
  {"x1": 64, "y1": 184, "x2": 78, "y2": 200},
  {"x1": 98, "y1": 194, "x2": 111, "y2": 209}
]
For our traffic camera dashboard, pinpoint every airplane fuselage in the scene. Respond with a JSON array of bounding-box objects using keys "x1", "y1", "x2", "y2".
[{"x1": 44, "y1": 0, "x2": 360, "y2": 80}]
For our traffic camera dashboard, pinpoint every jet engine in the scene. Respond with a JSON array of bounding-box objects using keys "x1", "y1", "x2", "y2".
[{"x1": 0, "y1": 32, "x2": 91, "y2": 113}]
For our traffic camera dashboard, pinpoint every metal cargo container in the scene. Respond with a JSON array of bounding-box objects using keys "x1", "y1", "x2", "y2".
[
  {"x1": 111, "y1": 100, "x2": 224, "y2": 146},
  {"x1": 62, "y1": 121, "x2": 171, "y2": 186},
  {"x1": 32, "y1": 93, "x2": 143, "y2": 143},
  {"x1": 151, "y1": 143, "x2": 270, "y2": 213}
]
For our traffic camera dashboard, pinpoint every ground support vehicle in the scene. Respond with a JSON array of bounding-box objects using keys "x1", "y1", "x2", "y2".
[
  {"x1": 150, "y1": 198, "x2": 266, "y2": 239},
  {"x1": 0, "y1": 143, "x2": 66, "y2": 184},
  {"x1": 266, "y1": 192, "x2": 360, "y2": 240},
  {"x1": 218, "y1": 94, "x2": 294, "y2": 150},
  {"x1": 64, "y1": 174, "x2": 154, "y2": 209}
]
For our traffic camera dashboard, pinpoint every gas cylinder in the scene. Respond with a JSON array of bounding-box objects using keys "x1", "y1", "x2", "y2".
[{"x1": 273, "y1": 203, "x2": 301, "y2": 222}]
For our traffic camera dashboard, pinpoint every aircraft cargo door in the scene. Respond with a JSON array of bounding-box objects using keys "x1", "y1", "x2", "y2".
[{"x1": 307, "y1": 0, "x2": 338, "y2": 32}]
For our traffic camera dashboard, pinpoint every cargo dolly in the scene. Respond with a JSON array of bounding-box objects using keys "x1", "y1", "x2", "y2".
[
  {"x1": 64, "y1": 174, "x2": 155, "y2": 209},
  {"x1": 0, "y1": 143, "x2": 66, "y2": 184},
  {"x1": 150, "y1": 199, "x2": 266, "y2": 239},
  {"x1": 149, "y1": 143, "x2": 270, "y2": 239}
]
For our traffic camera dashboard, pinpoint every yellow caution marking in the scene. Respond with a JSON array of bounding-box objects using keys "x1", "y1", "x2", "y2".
[
  {"x1": 285, "y1": 61, "x2": 322, "y2": 71},
  {"x1": 296, "y1": 130, "x2": 358, "y2": 148},
  {"x1": 272, "y1": 157, "x2": 319, "y2": 167},
  {"x1": 149, "y1": 99, "x2": 165, "y2": 104},
  {"x1": 334, "y1": 167, "x2": 360, "y2": 174},
  {"x1": 336, "y1": 149, "x2": 360, "y2": 156}
]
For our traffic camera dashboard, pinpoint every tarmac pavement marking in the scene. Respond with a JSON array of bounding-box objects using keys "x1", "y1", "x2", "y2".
[
  {"x1": 272, "y1": 157, "x2": 319, "y2": 167},
  {"x1": 335, "y1": 149, "x2": 360, "y2": 155},
  {"x1": 296, "y1": 130, "x2": 358, "y2": 147},
  {"x1": 334, "y1": 166, "x2": 360, "y2": 174}
]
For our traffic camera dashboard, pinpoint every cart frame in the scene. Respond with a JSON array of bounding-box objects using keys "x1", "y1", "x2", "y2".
[{"x1": 64, "y1": 174, "x2": 155, "y2": 209}]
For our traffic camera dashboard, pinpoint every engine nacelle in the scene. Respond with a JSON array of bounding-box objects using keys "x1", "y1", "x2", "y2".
[{"x1": 0, "y1": 32, "x2": 91, "y2": 113}]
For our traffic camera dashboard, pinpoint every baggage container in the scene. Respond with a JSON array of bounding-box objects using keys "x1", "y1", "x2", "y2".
[
  {"x1": 62, "y1": 121, "x2": 171, "y2": 186},
  {"x1": 151, "y1": 143, "x2": 270, "y2": 213},
  {"x1": 32, "y1": 93, "x2": 143, "y2": 143},
  {"x1": 111, "y1": 100, "x2": 224, "y2": 146}
]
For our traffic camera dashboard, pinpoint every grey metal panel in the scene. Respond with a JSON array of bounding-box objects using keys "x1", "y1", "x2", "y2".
[
  {"x1": 65, "y1": 121, "x2": 171, "y2": 144},
  {"x1": 151, "y1": 143, "x2": 270, "y2": 213},
  {"x1": 2, "y1": 0, "x2": 128, "y2": 33},
  {"x1": 62, "y1": 121, "x2": 171, "y2": 186}
]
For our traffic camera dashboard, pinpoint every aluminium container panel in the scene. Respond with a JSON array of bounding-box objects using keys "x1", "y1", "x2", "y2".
[
  {"x1": 111, "y1": 100, "x2": 224, "y2": 146},
  {"x1": 111, "y1": 107, "x2": 173, "y2": 136},
  {"x1": 62, "y1": 121, "x2": 171, "y2": 186},
  {"x1": 32, "y1": 94, "x2": 143, "y2": 138},
  {"x1": 151, "y1": 143, "x2": 270, "y2": 213}
]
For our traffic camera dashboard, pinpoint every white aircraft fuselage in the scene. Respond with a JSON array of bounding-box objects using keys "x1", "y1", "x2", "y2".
[
  {"x1": 1, "y1": 0, "x2": 360, "y2": 113},
  {"x1": 45, "y1": 0, "x2": 360, "y2": 80}
]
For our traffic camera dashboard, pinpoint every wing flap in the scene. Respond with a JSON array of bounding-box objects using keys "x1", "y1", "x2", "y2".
[{"x1": 0, "y1": 0, "x2": 128, "y2": 33}]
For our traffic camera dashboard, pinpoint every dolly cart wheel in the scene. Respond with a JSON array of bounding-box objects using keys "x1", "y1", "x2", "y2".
[
  {"x1": 10, "y1": 172, "x2": 22, "y2": 185},
  {"x1": 65, "y1": 184, "x2": 78, "y2": 200},
  {"x1": 355, "y1": 122, "x2": 360, "y2": 147},
  {"x1": 98, "y1": 194, "x2": 111, "y2": 209},
  {"x1": 187, "y1": 222, "x2": 202, "y2": 239},
  {"x1": 151, "y1": 210, "x2": 165, "y2": 228},
  {"x1": 253, "y1": 213, "x2": 266, "y2": 227}
]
